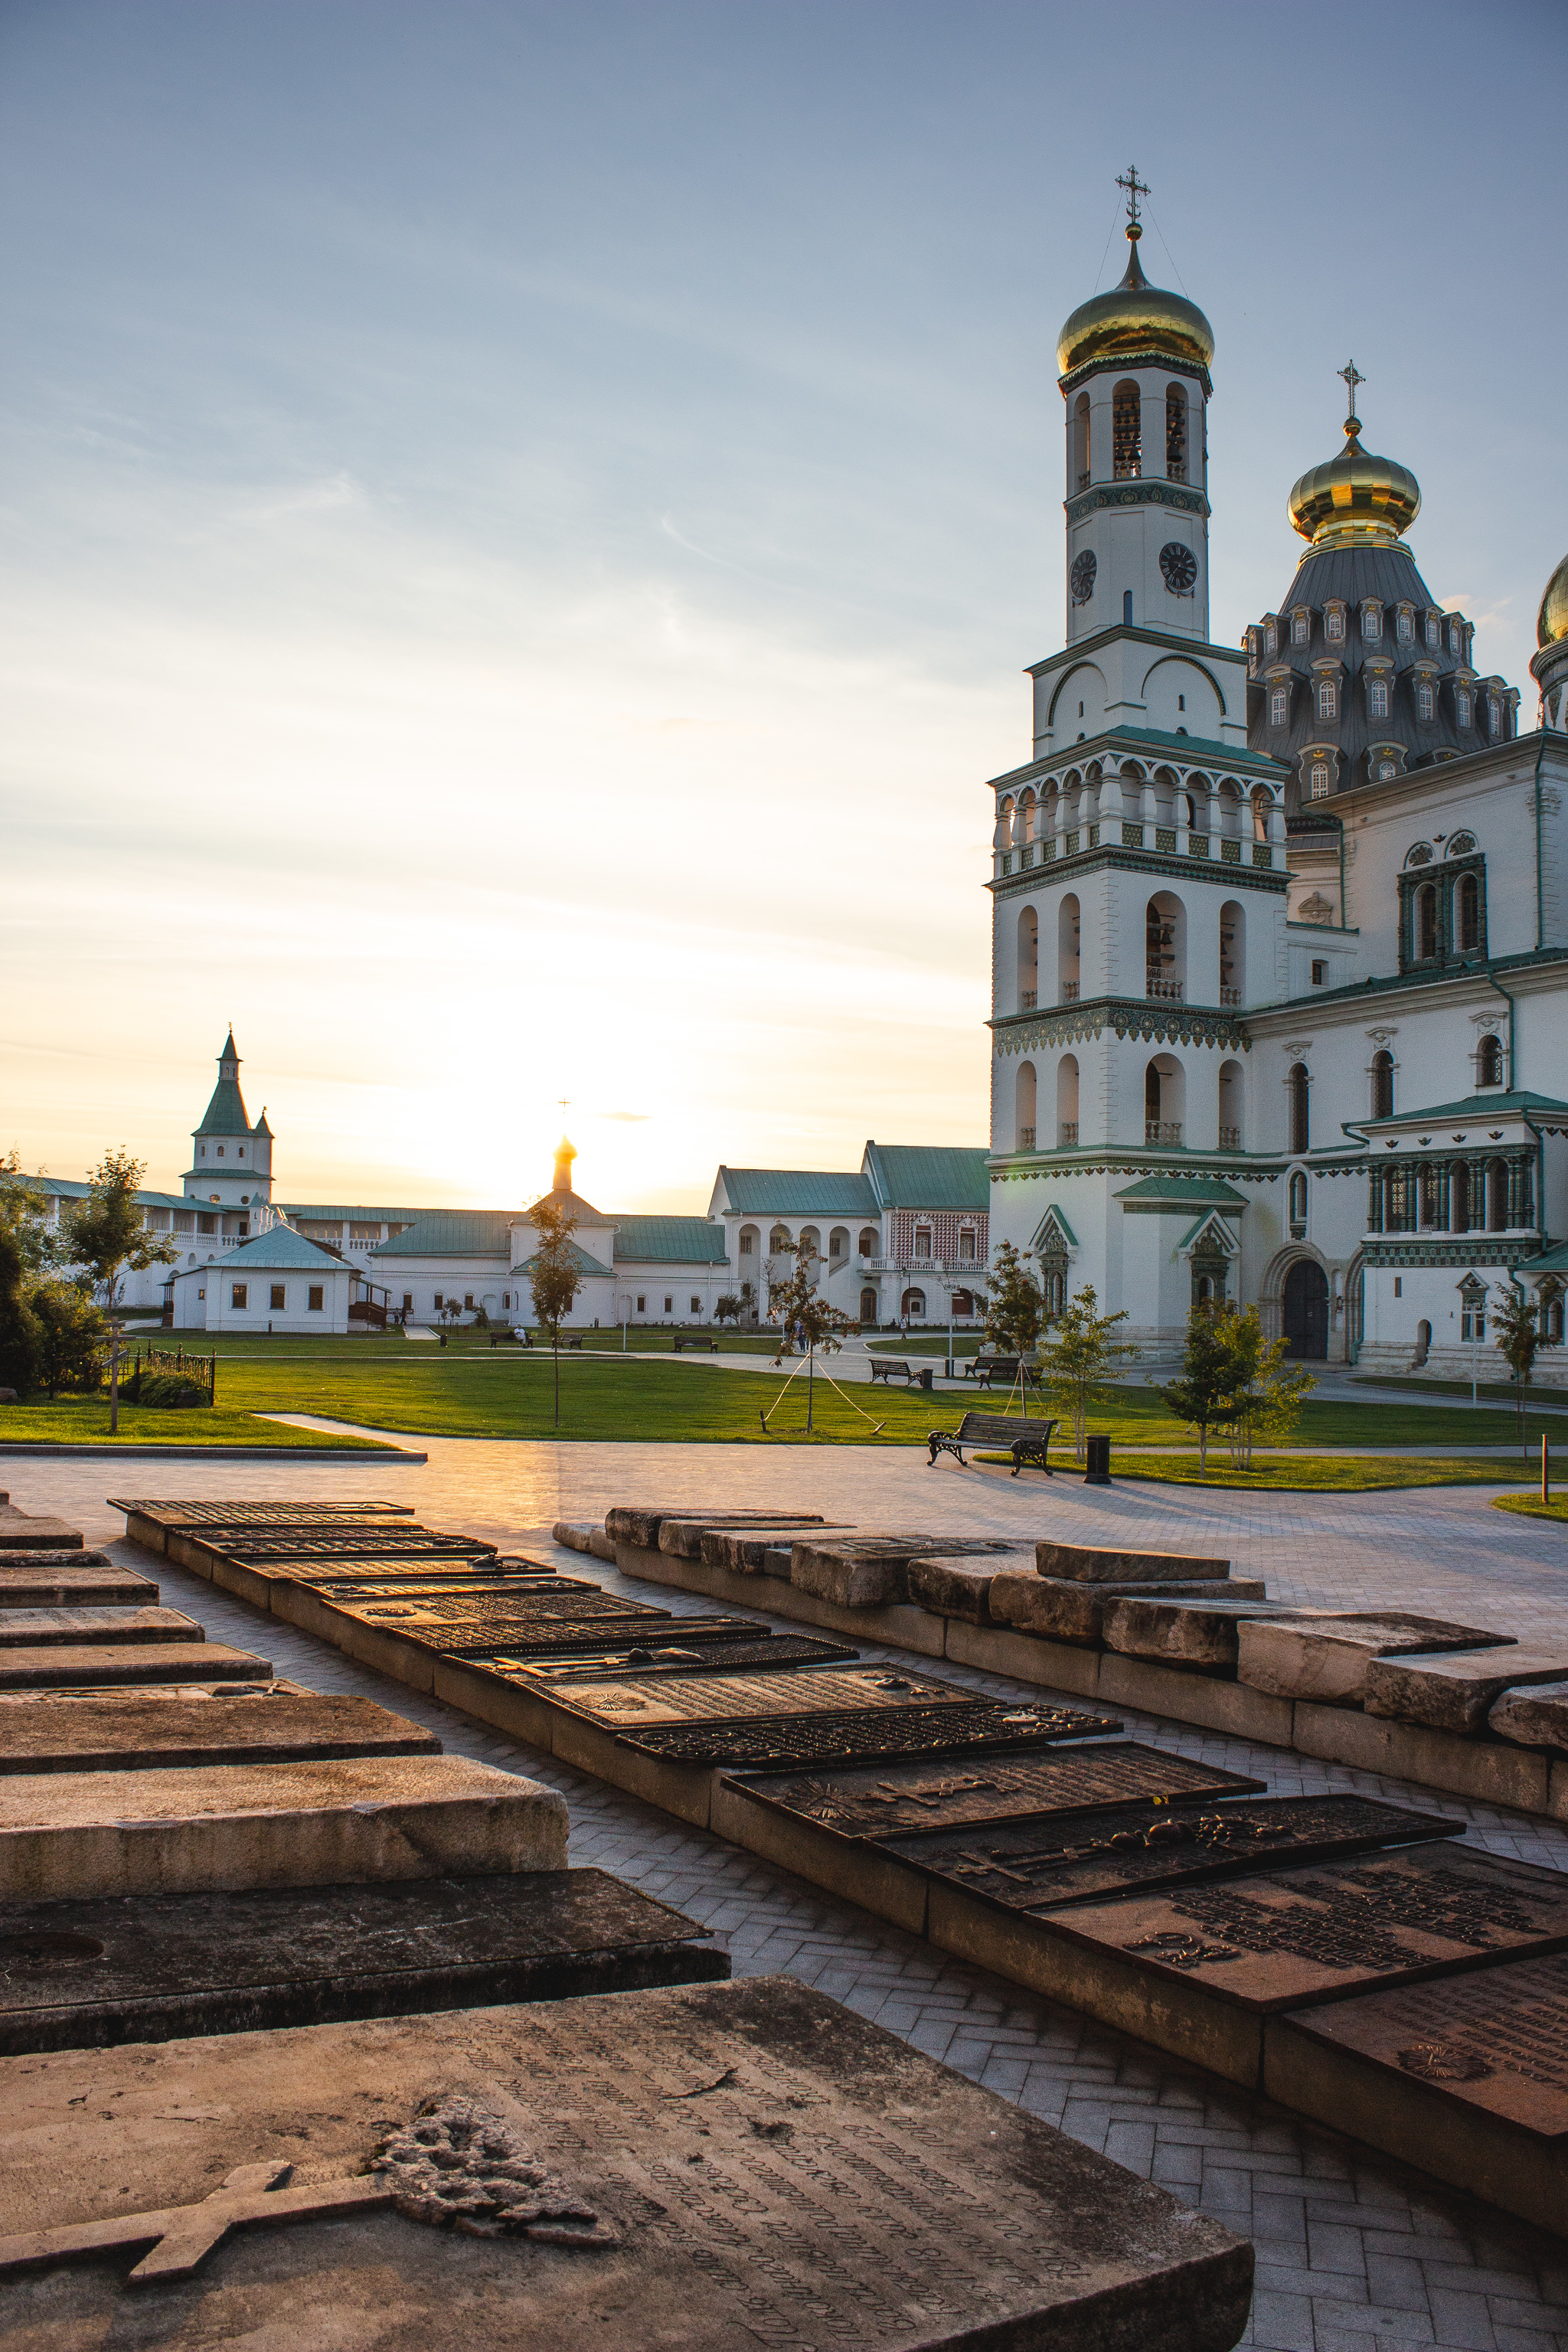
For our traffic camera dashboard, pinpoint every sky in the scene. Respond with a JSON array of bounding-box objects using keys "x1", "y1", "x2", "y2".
[{"x1": 3, "y1": 0, "x2": 1563, "y2": 1213}]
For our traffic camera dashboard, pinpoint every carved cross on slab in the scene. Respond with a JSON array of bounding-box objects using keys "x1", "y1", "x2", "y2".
[{"x1": 0, "y1": 2161, "x2": 395, "y2": 2286}]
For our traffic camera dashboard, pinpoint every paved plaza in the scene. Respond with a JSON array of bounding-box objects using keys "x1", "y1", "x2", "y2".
[{"x1": 15, "y1": 1442, "x2": 1568, "y2": 2348}]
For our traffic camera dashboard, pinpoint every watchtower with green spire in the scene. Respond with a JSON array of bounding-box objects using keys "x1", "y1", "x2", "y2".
[{"x1": 182, "y1": 1030, "x2": 275, "y2": 1212}]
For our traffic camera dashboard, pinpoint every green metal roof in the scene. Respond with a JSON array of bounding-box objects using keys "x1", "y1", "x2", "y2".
[
  {"x1": 194, "y1": 1076, "x2": 256, "y2": 1138},
  {"x1": 717, "y1": 1167, "x2": 880, "y2": 1216},
  {"x1": 1115, "y1": 1176, "x2": 1250, "y2": 1207},
  {"x1": 611, "y1": 1216, "x2": 729, "y2": 1265},
  {"x1": 864, "y1": 1143, "x2": 992, "y2": 1211},
  {"x1": 1354, "y1": 1089, "x2": 1568, "y2": 1129},
  {"x1": 514, "y1": 1241, "x2": 614, "y2": 1280},
  {"x1": 374, "y1": 1212, "x2": 517, "y2": 1259},
  {"x1": 281, "y1": 1204, "x2": 433, "y2": 1224},
  {"x1": 200, "y1": 1226, "x2": 348, "y2": 1274}
]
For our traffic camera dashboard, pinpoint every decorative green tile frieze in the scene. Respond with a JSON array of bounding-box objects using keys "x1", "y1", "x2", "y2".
[{"x1": 989, "y1": 998, "x2": 1250, "y2": 1055}]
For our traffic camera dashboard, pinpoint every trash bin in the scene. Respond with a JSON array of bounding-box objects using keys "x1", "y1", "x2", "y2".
[
  {"x1": 915, "y1": 1367, "x2": 933, "y2": 1390},
  {"x1": 1083, "y1": 1434, "x2": 1112, "y2": 1485}
]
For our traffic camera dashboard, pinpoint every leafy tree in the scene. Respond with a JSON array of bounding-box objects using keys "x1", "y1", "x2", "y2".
[
  {"x1": 0, "y1": 1224, "x2": 39, "y2": 1399},
  {"x1": 1038, "y1": 1284, "x2": 1137, "y2": 1459},
  {"x1": 1216, "y1": 1308, "x2": 1315, "y2": 1470},
  {"x1": 1492, "y1": 1281, "x2": 1542, "y2": 1460},
  {"x1": 0, "y1": 1151, "x2": 58, "y2": 1274},
  {"x1": 528, "y1": 1197, "x2": 583, "y2": 1429},
  {"x1": 30, "y1": 1281, "x2": 106, "y2": 1399},
  {"x1": 979, "y1": 1242, "x2": 1043, "y2": 1411},
  {"x1": 1161, "y1": 1301, "x2": 1236, "y2": 1472},
  {"x1": 714, "y1": 1292, "x2": 743, "y2": 1327},
  {"x1": 64, "y1": 1149, "x2": 175, "y2": 1315},
  {"x1": 766, "y1": 1236, "x2": 851, "y2": 1433}
]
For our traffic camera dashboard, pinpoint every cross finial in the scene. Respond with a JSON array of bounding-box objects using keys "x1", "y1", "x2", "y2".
[
  {"x1": 1115, "y1": 165, "x2": 1149, "y2": 234},
  {"x1": 1338, "y1": 358, "x2": 1365, "y2": 430}
]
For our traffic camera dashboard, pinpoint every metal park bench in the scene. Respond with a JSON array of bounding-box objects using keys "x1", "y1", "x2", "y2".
[
  {"x1": 673, "y1": 1336, "x2": 720, "y2": 1353},
  {"x1": 927, "y1": 1410, "x2": 1060, "y2": 1476},
  {"x1": 870, "y1": 1359, "x2": 933, "y2": 1390},
  {"x1": 962, "y1": 1355, "x2": 1041, "y2": 1390}
]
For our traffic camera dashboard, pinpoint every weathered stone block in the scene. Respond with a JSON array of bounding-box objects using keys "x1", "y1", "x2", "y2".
[
  {"x1": 1096, "y1": 1654, "x2": 1296, "y2": 1745},
  {"x1": 1295, "y1": 1701, "x2": 1551, "y2": 1813},
  {"x1": 1237, "y1": 1614, "x2": 1513, "y2": 1706},
  {"x1": 700, "y1": 1524, "x2": 853, "y2": 1572},
  {"x1": 1037, "y1": 1540, "x2": 1229, "y2": 1583},
  {"x1": 1102, "y1": 1598, "x2": 1324, "y2": 1674},
  {"x1": 993, "y1": 1572, "x2": 1265, "y2": 1648},
  {"x1": 906, "y1": 1551, "x2": 1037, "y2": 1623},
  {"x1": 0, "y1": 1565, "x2": 155, "y2": 1606},
  {"x1": 606, "y1": 1505, "x2": 822, "y2": 1550},
  {"x1": 658, "y1": 1515, "x2": 824, "y2": 1560},
  {"x1": 1491, "y1": 1679, "x2": 1568, "y2": 1753},
  {"x1": 1365, "y1": 1645, "x2": 1568, "y2": 1735},
  {"x1": 0, "y1": 1609, "x2": 202, "y2": 1650},
  {"x1": 0, "y1": 1508, "x2": 82, "y2": 1552},
  {"x1": 0, "y1": 1643, "x2": 271, "y2": 1691},
  {"x1": 0, "y1": 1976, "x2": 1255, "y2": 2349},
  {"x1": 0, "y1": 1753, "x2": 568, "y2": 1899},
  {"x1": 0, "y1": 1692, "x2": 442, "y2": 1777}
]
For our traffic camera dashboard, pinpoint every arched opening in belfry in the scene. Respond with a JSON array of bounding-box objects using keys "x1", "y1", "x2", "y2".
[
  {"x1": 1217, "y1": 1060, "x2": 1243, "y2": 1150},
  {"x1": 1057, "y1": 1054, "x2": 1080, "y2": 1146},
  {"x1": 1145, "y1": 892, "x2": 1184, "y2": 1000},
  {"x1": 1017, "y1": 906, "x2": 1038, "y2": 1009},
  {"x1": 1478, "y1": 1034, "x2": 1504, "y2": 1087},
  {"x1": 1073, "y1": 393, "x2": 1090, "y2": 491},
  {"x1": 1057, "y1": 893, "x2": 1081, "y2": 1001},
  {"x1": 1457, "y1": 871, "x2": 1480, "y2": 952},
  {"x1": 1219, "y1": 900, "x2": 1244, "y2": 1004},
  {"x1": 1417, "y1": 884, "x2": 1439, "y2": 960},
  {"x1": 1112, "y1": 381, "x2": 1142, "y2": 479},
  {"x1": 1014, "y1": 1061, "x2": 1037, "y2": 1152},
  {"x1": 1287, "y1": 1063, "x2": 1310, "y2": 1155},
  {"x1": 1370, "y1": 1050, "x2": 1394, "y2": 1119},
  {"x1": 1145, "y1": 1054, "x2": 1184, "y2": 1144},
  {"x1": 1165, "y1": 384, "x2": 1187, "y2": 483}
]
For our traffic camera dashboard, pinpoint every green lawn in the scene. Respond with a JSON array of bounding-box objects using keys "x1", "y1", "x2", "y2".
[
  {"x1": 1112, "y1": 1452, "x2": 1537, "y2": 1492},
  {"x1": 1491, "y1": 1494, "x2": 1568, "y2": 1522},
  {"x1": 0, "y1": 1400, "x2": 394, "y2": 1449},
  {"x1": 1354, "y1": 1373, "x2": 1568, "y2": 1412},
  {"x1": 6, "y1": 1330, "x2": 1566, "y2": 1452}
]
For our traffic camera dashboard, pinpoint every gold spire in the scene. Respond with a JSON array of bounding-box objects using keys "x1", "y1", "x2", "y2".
[
  {"x1": 1286, "y1": 364, "x2": 1420, "y2": 550},
  {"x1": 551, "y1": 1135, "x2": 577, "y2": 1194},
  {"x1": 1057, "y1": 168, "x2": 1214, "y2": 379},
  {"x1": 1538, "y1": 551, "x2": 1568, "y2": 649}
]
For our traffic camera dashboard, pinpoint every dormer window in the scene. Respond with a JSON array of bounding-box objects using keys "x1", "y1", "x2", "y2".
[
  {"x1": 1246, "y1": 629, "x2": 1260, "y2": 670},
  {"x1": 1368, "y1": 680, "x2": 1389, "y2": 717},
  {"x1": 1291, "y1": 611, "x2": 1308, "y2": 646},
  {"x1": 1487, "y1": 694, "x2": 1502, "y2": 739},
  {"x1": 1396, "y1": 607, "x2": 1415, "y2": 643},
  {"x1": 1318, "y1": 679, "x2": 1337, "y2": 720},
  {"x1": 1416, "y1": 681, "x2": 1435, "y2": 720},
  {"x1": 1309, "y1": 763, "x2": 1330, "y2": 799},
  {"x1": 1425, "y1": 612, "x2": 1440, "y2": 648},
  {"x1": 1269, "y1": 686, "x2": 1289, "y2": 726},
  {"x1": 1325, "y1": 605, "x2": 1345, "y2": 642},
  {"x1": 1455, "y1": 688, "x2": 1472, "y2": 727},
  {"x1": 1362, "y1": 603, "x2": 1383, "y2": 642},
  {"x1": 1265, "y1": 622, "x2": 1278, "y2": 656},
  {"x1": 1449, "y1": 617, "x2": 1463, "y2": 656}
]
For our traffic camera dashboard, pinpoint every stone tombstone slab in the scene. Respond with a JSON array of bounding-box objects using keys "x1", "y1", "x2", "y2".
[
  {"x1": 1237, "y1": 1615, "x2": 1515, "y2": 1707},
  {"x1": 1365, "y1": 1646, "x2": 1568, "y2": 1734},
  {"x1": 1037, "y1": 1541, "x2": 1230, "y2": 1584},
  {"x1": 0, "y1": 1607, "x2": 202, "y2": 1649},
  {"x1": 401, "y1": 1619, "x2": 763, "y2": 1668},
  {"x1": 1488, "y1": 1679, "x2": 1568, "y2": 1753},
  {"x1": 111, "y1": 1498, "x2": 413, "y2": 1521},
  {"x1": 1101, "y1": 1599, "x2": 1334, "y2": 1674},
  {"x1": 724, "y1": 1741, "x2": 1264, "y2": 1839},
  {"x1": 0, "y1": 1753, "x2": 567, "y2": 1900},
  {"x1": 300, "y1": 1570, "x2": 609, "y2": 1598},
  {"x1": 1264, "y1": 1950, "x2": 1568, "y2": 2237},
  {"x1": 991, "y1": 1573, "x2": 1268, "y2": 1649},
  {"x1": 887, "y1": 1794, "x2": 1462, "y2": 1913},
  {"x1": 606, "y1": 1505, "x2": 826, "y2": 1549},
  {"x1": 497, "y1": 1635, "x2": 859, "y2": 1686},
  {"x1": 549, "y1": 1663, "x2": 968, "y2": 1733},
  {"x1": 0, "y1": 1564, "x2": 157, "y2": 1606},
  {"x1": 0, "y1": 1642, "x2": 271, "y2": 1691},
  {"x1": 1008, "y1": 1844, "x2": 1568, "y2": 2088},
  {"x1": 329, "y1": 1594, "x2": 671, "y2": 1640},
  {"x1": 0, "y1": 1692, "x2": 443, "y2": 1777},
  {"x1": 0, "y1": 1976, "x2": 1254, "y2": 2350},
  {"x1": 0, "y1": 1868, "x2": 728, "y2": 2054},
  {"x1": 613, "y1": 1697, "x2": 1121, "y2": 1770},
  {"x1": 0, "y1": 1506, "x2": 82, "y2": 1552}
]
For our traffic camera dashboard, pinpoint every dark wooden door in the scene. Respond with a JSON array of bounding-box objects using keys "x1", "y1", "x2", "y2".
[{"x1": 1282, "y1": 1259, "x2": 1328, "y2": 1359}]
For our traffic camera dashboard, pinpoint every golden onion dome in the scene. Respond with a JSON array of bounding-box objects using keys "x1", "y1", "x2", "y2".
[
  {"x1": 1056, "y1": 228, "x2": 1214, "y2": 380},
  {"x1": 1538, "y1": 552, "x2": 1568, "y2": 648},
  {"x1": 1288, "y1": 415, "x2": 1421, "y2": 551}
]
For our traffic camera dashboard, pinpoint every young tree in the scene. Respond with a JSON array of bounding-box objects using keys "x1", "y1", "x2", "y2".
[
  {"x1": 766, "y1": 1236, "x2": 851, "y2": 1433},
  {"x1": 1161, "y1": 1301, "x2": 1236, "y2": 1472},
  {"x1": 1038, "y1": 1284, "x2": 1138, "y2": 1460},
  {"x1": 528, "y1": 1197, "x2": 583, "y2": 1429},
  {"x1": 0, "y1": 1225, "x2": 39, "y2": 1400},
  {"x1": 1492, "y1": 1281, "x2": 1541, "y2": 1460},
  {"x1": 29, "y1": 1281, "x2": 106, "y2": 1400},
  {"x1": 1216, "y1": 1308, "x2": 1315, "y2": 1470},
  {"x1": 714, "y1": 1292, "x2": 743, "y2": 1328},
  {"x1": 0, "y1": 1151, "x2": 58, "y2": 1274},
  {"x1": 980, "y1": 1242, "x2": 1044, "y2": 1413},
  {"x1": 63, "y1": 1150, "x2": 175, "y2": 1432}
]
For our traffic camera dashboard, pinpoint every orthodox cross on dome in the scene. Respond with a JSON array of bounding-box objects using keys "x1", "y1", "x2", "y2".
[
  {"x1": 1338, "y1": 358, "x2": 1365, "y2": 436},
  {"x1": 1115, "y1": 164, "x2": 1149, "y2": 238}
]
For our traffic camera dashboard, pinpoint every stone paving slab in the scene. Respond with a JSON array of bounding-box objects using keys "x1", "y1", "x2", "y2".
[
  {"x1": 0, "y1": 1976, "x2": 1254, "y2": 2350},
  {"x1": 33, "y1": 1450, "x2": 1568, "y2": 2340}
]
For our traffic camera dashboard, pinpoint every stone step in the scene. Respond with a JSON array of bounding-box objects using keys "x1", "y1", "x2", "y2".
[
  {"x1": 0, "y1": 1643, "x2": 271, "y2": 1691},
  {"x1": 0, "y1": 1609, "x2": 203, "y2": 1650},
  {"x1": 0, "y1": 1566, "x2": 157, "y2": 1606},
  {"x1": 0, "y1": 1691, "x2": 443, "y2": 1776}
]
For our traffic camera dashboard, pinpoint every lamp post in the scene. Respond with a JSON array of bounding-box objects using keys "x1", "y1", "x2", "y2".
[{"x1": 106, "y1": 1318, "x2": 127, "y2": 1436}]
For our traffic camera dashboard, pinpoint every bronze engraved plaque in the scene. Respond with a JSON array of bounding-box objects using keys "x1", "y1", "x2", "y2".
[
  {"x1": 727, "y1": 1741, "x2": 1263, "y2": 1838},
  {"x1": 482, "y1": 1635, "x2": 858, "y2": 1684},
  {"x1": 549, "y1": 1664, "x2": 966, "y2": 1732},
  {"x1": 886, "y1": 1795, "x2": 1462, "y2": 1913},
  {"x1": 617, "y1": 1699, "x2": 1120, "y2": 1768},
  {"x1": 1044, "y1": 1844, "x2": 1568, "y2": 2014}
]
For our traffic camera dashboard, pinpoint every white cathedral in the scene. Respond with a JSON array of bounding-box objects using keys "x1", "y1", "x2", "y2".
[{"x1": 985, "y1": 178, "x2": 1568, "y2": 1378}]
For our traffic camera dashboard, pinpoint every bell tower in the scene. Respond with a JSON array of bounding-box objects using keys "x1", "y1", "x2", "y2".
[{"x1": 1057, "y1": 168, "x2": 1214, "y2": 649}]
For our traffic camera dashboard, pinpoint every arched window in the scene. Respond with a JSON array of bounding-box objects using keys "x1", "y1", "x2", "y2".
[
  {"x1": 901, "y1": 1289, "x2": 926, "y2": 1321},
  {"x1": 1456, "y1": 873, "x2": 1480, "y2": 952},
  {"x1": 1145, "y1": 1055, "x2": 1184, "y2": 1144},
  {"x1": 858, "y1": 1227, "x2": 879, "y2": 1258},
  {"x1": 1250, "y1": 787, "x2": 1271, "y2": 841},
  {"x1": 739, "y1": 1225, "x2": 759, "y2": 1259},
  {"x1": 1112, "y1": 381, "x2": 1142, "y2": 479},
  {"x1": 1369, "y1": 679, "x2": 1389, "y2": 717},
  {"x1": 1017, "y1": 906, "x2": 1038, "y2": 1008},
  {"x1": 1073, "y1": 392, "x2": 1090, "y2": 490},
  {"x1": 1057, "y1": 1053, "x2": 1080, "y2": 1146},
  {"x1": 1370, "y1": 1050, "x2": 1394, "y2": 1119},
  {"x1": 1416, "y1": 681, "x2": 1435, "y2": 721},
  {"x1": 1057, "y1": 893, "x2": 1081, "y2": 1001},
  {"x1": 1288, "y1": 1063, "x2": 1310, "y2": 1155},
  {"x1": 1289, "y1": 1171, "x2": 1308, "y2": 1229},
  {"x1": 1217, "y1": 1058, "x2": 1243, "y2": 1150},
  {"x1": 1219, "y1": 900, "x2": 1244, "y2": 1004},
  {"x1": 913, "y1": 1224, "x2": 933, "y2": 1259},
  {"x1": 1165, "y1": 384, "x2": 1187, "y2": 482},
  {"x1": 1269, "y1": 686, "x2": 1289, "y2": 727},
  {"x1": 1292, "y1": 611, "x2": 1308, "y2": 646},
  {"x1": 799, "y1": 1227, "x2": 821, "y2": 1269},
  {"x1": 1478, "y1": 1034, "x2": 1504, "y2": 1087},
  {"x1": 1145, "y1": 892, "x2": 1184, "y2": 999},
  {"x1": 828, "y1": 1227, "x2": 849, "y2": 1264},
  {"x1": 1318, "y1": 678, "x2": 1338, "y2": 720},
  {"x1": 1014, "y1": 1060, "x2": 1037, "y2": 1152},
  {"x1": 769, "y1": 1225, "x2": 790, "y2": 1255},
  {"x1": 860, "y1": 1287, "x2": 877, "y2": 1325},
  {"x1": 1543, "y1": 1289, "x2": 1566, "y2": 1346},
  {"x1": 1455, "y1": 688, "x2": 1472, "y2": 728},
  {"x1": 1309, "y1": 762, "x2": 1329, "y2": 799},
  {"x1": 1417, "y1": 884, "x2": 1439, "y2": 960}
]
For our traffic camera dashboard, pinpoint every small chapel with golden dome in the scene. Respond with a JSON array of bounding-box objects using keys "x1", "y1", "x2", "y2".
[{"x1": 985, "y1": 172, "x2": 1568, "y2": 1377}]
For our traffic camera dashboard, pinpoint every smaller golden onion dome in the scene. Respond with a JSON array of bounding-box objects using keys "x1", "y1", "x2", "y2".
[
  {"x1": 1288, "y1": 413, "x2": 1421, "y2": 551},
  {"x1": 1538, "y1": 553, "x2": 1568, "y2": 649},
  {"x1": 1056, "y1": 227, "x2": 1214, "y2": 380}
]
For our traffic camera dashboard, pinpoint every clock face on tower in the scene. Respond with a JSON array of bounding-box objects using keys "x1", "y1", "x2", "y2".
[
  {"x1": 1159, "y1": 541, "x2": 1198, "y2": 595},
  {"x1": 1070, "y1": 550, "x2": 1097, "y2": 605}
]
